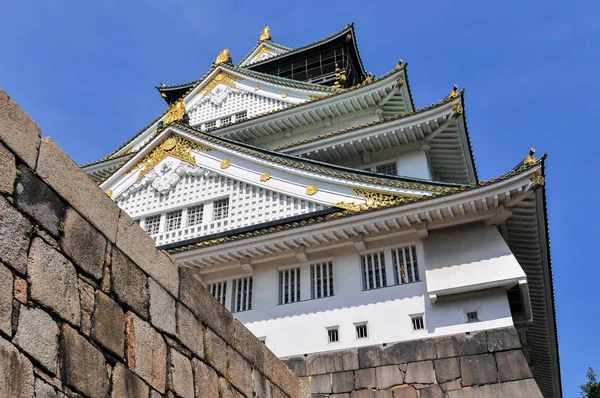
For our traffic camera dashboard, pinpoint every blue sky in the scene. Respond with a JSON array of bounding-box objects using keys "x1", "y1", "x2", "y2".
[{"x1": 2, "y1": 1, "x2": 598, "y2": 395}]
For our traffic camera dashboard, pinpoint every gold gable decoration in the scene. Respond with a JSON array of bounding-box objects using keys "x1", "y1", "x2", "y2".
[
  {"x1": 202, "y1": 72, "x2": 242, "y2": 96},
  {"x1": 255, "y1": 47, "x2": 274, "y2": 60},
  {"x1": 127, "y1": 135, "x2": 212, "y2": 180},
  {"x1": 260, "y1": 25, "x2": 272, "y2": 41},
  {"x1": 164, "y1": 100, "x2": 187, "y2": 125},
  {"x1": 215, "y1": 47, "x2": 232, "y2": 65},
  {"x1": 335, "y1": 187, "x2": 416, "y2": 212}
]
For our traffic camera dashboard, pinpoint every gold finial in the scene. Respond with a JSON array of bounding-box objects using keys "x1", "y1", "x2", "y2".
[
  {"x1": 164, "y1": 100, "x2": 187, "y2": 124},
  {"x1": 447, "y1": 84, "x2": 460, "y2": 99},
  {"x1": 524, "y1": 148, "x2": 537, "y2": 165},
  {"x1": 393, "y1": 59, "x2": 404, "y2": 71},
  {"x1": 260, "y1": 25, "x2": 271, "y2": 41},
  {"x1": 215, "y1": 47, "x2": 232, "y2": 65}
]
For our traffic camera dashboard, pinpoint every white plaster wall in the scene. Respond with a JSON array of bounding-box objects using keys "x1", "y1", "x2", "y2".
[{"x1": 396, "y1": 150, "x2": 431, "y2": 180}]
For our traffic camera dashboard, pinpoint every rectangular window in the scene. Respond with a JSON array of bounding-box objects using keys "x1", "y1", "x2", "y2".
[
  {"x1": 205, "y1": 120, "x2": 216, "y2": 129},
  {"x1": 310, "y1": 261, "x2": 334, "y2": 299},
  {"x1": 466, "y1": 311, "x2": 479, "y2": 322},
  {"x1": 221, "y1": 116, "x2": 231, "y2": 125},
  {"x1": 213, "y1": 198, "x2": 229, "y2": 220},
  {"x1": 279, "y1": 267, "x2": 301, "y2": 304},
  {"x1": 235, "y1": 111, "x2": 247, "y2": 122},
  {"x1": 327, "y1": 327, "x2": 339, "y2": 343},
  {"x1": 164, "y1": 209, "x2": 182, "y2": 232},
  {"x1": 231, "y1": 276, "x2": 253, "y2": 313},
  {"x1": 144, "y1": 215, "x2": 161, "y2": 235},
  {"x1": 375, "y1": 162, "x2": 398, "y2": 175},
  {"x1": 361, "y1": 251, "x2": 387, "y2": 290},
  {"x1": 187, "y1": 204, "x2": 204, "y2": 226},
  {"x1": 356, "y1": 323, "x2": 368, "y2": 339},
  {"x1": 208, "y1": 281, "x2": 227, "y2": 306},
  {"x1": 391, "y1": 245, "x2": 420, "y2": 284},
  {"x1": 412, "y1": 315, "x2": 425, "y2": 331}
]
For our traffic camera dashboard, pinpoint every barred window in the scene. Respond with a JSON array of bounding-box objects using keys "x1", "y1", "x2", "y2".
[
  {"x1": 279, "y1": 267, "x2": 301, "y2": 304},
  {"x1": 231, "y1": 277, "x2": 253, "y2": 312},
  {"x1": 467, "y1": 311, "x2": 479, "y2": 322},
  {"x1": 412, "y1": 315, "x2": 425, "y2": 331},
  {"x1": 391, "y1": 245, "x2": 420, "y2": 284},
  {"x1": 144, "y1": 215, "x2": 161, "y2": 235},
  {"x1": 205, "y1": 120, "x2": 216, "y2": 129},
  {"x1": 361, "y1": 251, "x2": 387, "y2": 290},
  {"x1": 164, "y1": 210, "x2": 182, "y2": 232},
  {"x1": 375, "y1": 162, "x2": 397, "y2": 175},
  {"x1": 187, "y1": 204, "x2": 204, "y2": 226},
  {"x1": 235, "y1": 111, "x2": 247, "y2": 122},
  {"x1": 356, "y1": 323, "x2": 368, "y2": 339},
  {"x1": 310, "y1": 261, "x2": 334, "y2": 299},
  {"x1": 208, "y1": 281, "x2": 227, "y2": 306},
  {"x1": 213, "y1": 198, "x2": 229, "y2": 220},
  {"x1": 327, "y1": 327, "x2": 339, "y2": 343}
]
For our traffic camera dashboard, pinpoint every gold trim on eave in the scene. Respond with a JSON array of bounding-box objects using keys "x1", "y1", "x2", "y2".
[
  {"x1": 220, "y1": 159, "x2": 231, "y2": 169},
  {"x1": 164, "y1": 100, "x2": 187, "y2": 125},
  {"x1": 202, "y1": 72, "x2": 242, "y2": 96},
  {"x1": 260, "y1": 172, "x2": 271, "y2": 182},
  {"x1": 306, "y1": 184, "x2": 318, "y2": 195}
]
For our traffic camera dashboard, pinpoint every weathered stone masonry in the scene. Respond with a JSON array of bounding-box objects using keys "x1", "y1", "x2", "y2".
[{"x1": 0, "y1": 88, "x2": 302, "y2": 398}]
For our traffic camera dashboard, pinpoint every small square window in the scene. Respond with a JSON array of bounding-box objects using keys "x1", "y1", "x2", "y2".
[
  {"x1": 355, "y1": 323, "x2": 368, "y2": 339},
  {"x1": 213, "y1": 198, "x2": 229, "y2": 220},
  {"x1": 235, "y1": 111, "x2": 247, "y2": 122},
  {"x1": 221, "y1": 116, "x2": 231, "y2": 125},
  {"x1": 411, "y1": 315, "x2": 425, "y2": 331},
  {"x1": 205, "y1": 120, "x2": 216, "y2": 129},
  {"x1": 466, "y1": 311, "x2": 479, "y2": 322},
  {"x1": 144, "y1": 215, "x2": 161, "y2": 235},
  {"x1": 327, "y1": 327, "x2": 339, "y2": 343}
]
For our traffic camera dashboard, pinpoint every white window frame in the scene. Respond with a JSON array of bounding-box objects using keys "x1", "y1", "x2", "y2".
[
  {"x1": 278, "y1": 267, "x2": 301, "y2": 305},
  {"x1": 310, "y1": 261, "x2": 334, "y2": 299},
  {"x1": 186, "y1": 204, "x2": 204, "y2": 227},
  {"x1": 143, "y1": 214, "x2": 161, "y2": 235},
  {"x1": 360, "y1": 250, "x2": 387, "y2": 290},
  {"x1": 410, "y1": 313, "x2": 425, "y2": 331},
  {"x1": 355, "y1": 322, "x2": 368, "y2": 339},
  {"x1": 327, "y1": 326, "x2": 339, "y2": 344},
  {"x1": 231, "y1": 276, "x2": 253, "y2": 313},
  {"x1": 391, "y1": 244, "x2": 420, "y2": 285},
  {"x1": 207, "y1": 280, "x2": 228, "y2": 307},
  {"x1": 212, "y1": 197, "x2": 230, "y2": 221},
  {"x1": 164, "y1": 209, "x2": 183, "y2": 232}
]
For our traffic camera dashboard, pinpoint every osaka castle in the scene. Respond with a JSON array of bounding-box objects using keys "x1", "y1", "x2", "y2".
[{"x1": 83, "y1": 24, "x2": 560, "y2": 396}]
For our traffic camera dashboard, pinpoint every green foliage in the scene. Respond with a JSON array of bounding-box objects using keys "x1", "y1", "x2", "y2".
[
  {"x1": 15, "y1": 169, "x2": 21, "y2": 176},
  {"x1": 580, "y1": 367, "x2": 600, "y2": 398},
  {"x1": 58, "y1": 220, "x2": 65, "y2": 234}
]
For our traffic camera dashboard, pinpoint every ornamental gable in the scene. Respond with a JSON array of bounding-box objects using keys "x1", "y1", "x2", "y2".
[{"x1": 241, "y1": 43, "x2": 289, "y2": 66}]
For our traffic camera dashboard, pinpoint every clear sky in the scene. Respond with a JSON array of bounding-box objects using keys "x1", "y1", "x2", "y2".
[{"x1": 1, "y1": 1, "x2": 598, "y2": 395}]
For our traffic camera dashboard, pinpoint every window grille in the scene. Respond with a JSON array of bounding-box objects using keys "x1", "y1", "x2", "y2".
[
  {"x1": 221, "y1": 116, "x2": 231, "y2": 125},
  {"x1": 231, "y1": 276, "x2": 253, "y2": 312},
  {"x1": 466, "y1": 311, "x2": 479, "y2": 322},
  {"x1": 361, "y1": 251, "x2": 387, "y2": 290},
  {"x1": 375, "y1": 162, "x2": 397, "y2": 175},
  {"x1": 391, "y1": 245, "x2": 420, "y2": 285},
  {"x1": 412, "y1": 315, "x2": 424, "y2": 331},
  {"x1": 213, "y1": 198, "x2": 229, "y2": 220},
  {"x1": 144, "y1": 215, "x2": 161, "y2": 235},
  {"x1": 356, "y1": 323, "x2": 368, "y2": 339},
  {"x1": 186, "y1": 204, "x2": 204, "y2": 226},
  {"x1": 208, "y1": 281, "x2": 227, "y2": 306},
  {"x1": 279, "y1": 267, "x2": 301, "y2": 304},
  {"x1": 327, "y1": 327, "x2": 339, "y2": 343},
  {"x1": 205, "y1": 120, "x2": 216, "y2": 129},
  {"x1": 164, "y1": 210, "x2": 182, "y2": 232},
  {"x1": 235, "y1": 111, "x2": 247, "y2": 122},
  {"x1": 310, "y1": 261, "x2": 334, "y2": 299}
]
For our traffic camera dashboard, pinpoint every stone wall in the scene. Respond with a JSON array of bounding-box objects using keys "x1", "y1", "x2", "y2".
[
  {"x1": 0, "y1": 88, "x2": 301, "y2": 397},
  {"x1": 284, "y1": 327, "x2": 543, "y2": 398}
]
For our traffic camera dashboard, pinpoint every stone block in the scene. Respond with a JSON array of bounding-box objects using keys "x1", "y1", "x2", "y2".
[
  {"x1": 355, "y1": 367, "x2": 376, "y2": 389},
  {"x1": 404, "y1": 361, "x2": 434, "y2": 384},
  {"x1": 392, "y1": 386, "x2": 417, "y2": 398},
  {"x1": 0, "y1": 196, "x2": 32, "y2": 274},
  {"x1": 60, "y1": 208, "x2": 106, "y2": 279},
  {"x1": 435, "y1": 331, "x2": 487, "y2": 358},
  {"x1": 332, "y1": 370, "x2": 354, "y2": 393},
  {"x1": 91, "y1": 291, "x2": 125, "y2": 358},
  {"x1": 311, "y1": 373, "x2": 331, "y2": 394},
  {"x1": 219, "y1": 377, "x2": 241, "y2": 398},
  {"x1": 495, "y1": 350, "x2": 532, "y2": 382},
  {"x1": 0, "y1": 336, "x2": 34, "y2": 397},
  {"x1": 14, "y1": 166, "x2": 66, "y2": 237},
  {"x1": 60, "y1": 324, "x2": 109, "y2": 398},
  {"x1": 253, "y1": 368, "x2": 270, "y2": 398},
  {"x1": 116, "y1": 211, "x2": 178, "y2": 295},
  {"x1": 331, "y1": 394, "x2": 351, "y2": 398},
  {"x1": 35, "y1": 377, "x2": 65, "y2": 398},
  {"x1": 447, "y1": 378, "x2": 543, "y2": 398},
  {"x1": 169, "y1": 349, "x2": 194, "y2": 398},
  {"x1": 374, "y1": 391, "x2": 393, "y2": 398},
  {"x1": 112, "y1": 247, "x2": 149, "y2": 319},
  {"x1": 193, "y1": 358, "x2": 219, "y2": 398},
  {"x1": 460, "y1": 354, "x2": 497, "y2": 386},
  {"x1": 177, "y1": 303, "x2": 204, "y2": 358},
  {"x1": 0, "y1": 142, "x2": 15, "y2": 194},
  {"x1": 285, "y1": 357, "x2": 307, "y2": 377},
  {"x1": 419, "y1": 385, "x2": 444, "y2": 398},
  {"x1": 486, "y1": 327, "x2": 521, "y2": 352},
  {"x1": 149, "y1": 278, "x2": 176, "y2": 335},
  {"x1": 227, "y1": 347, "x2": 252, "y2": 398},
  {"x1": 205, "y1": 327, "x2": 228, "y2": 376},
  {"x1": 260, "y1": 341, "x2": 301, "y2": 398},
  {"x1": 434, "y1": 357, "x2": 460, "y2": 383},
  {"x1": 441, "y1": 379, "x2": 462, "y2": 392},
  {"x1": 36, "y1": 137, "x2": 119, "y2": 241},
  {"x1": 0, "y1": 88, "x2": 41, "y2": 169},
  {"x1": 78, "y1": 280, "x2": 95, "y2": 336},
  {"x1": 343, "y1": 351, "x2": 359, "y2": 371},
  {"x1": 14, "y1": 276, "x2": 27, "y2": 304},
  {"x1": 13, "y1": 306, "x2": 59, "y2": 374},
  {"x1": 358, "y1": 344, "x2": 382, "y2": 368},
  {"x1": 351, "y1": 390, "x2": 374, "y2": 398},
  {"x1": 125, "y1": 312, "x2": 167, "y2": 393},
  {"x1": 28, "y1": 238, "x2": 80, "y2": 325},
  {"x1": 179, "y1": 266, "x2": 234, "y2": 342},
  {"x1": 0, "y1": 263, "x2": 13, "y2": 336},
  {"x1": 383, "y1": 339, "x2": 437, "y2": 364},
  {"x1": 377, "y1": 365, "x2": 403, "y2": 389},
  {"x1": 233, "y1": 318, "x2": 264, "y2": 369},
  {"x1": 112, "y1": 363, "x2": 149, "y2": 398}
]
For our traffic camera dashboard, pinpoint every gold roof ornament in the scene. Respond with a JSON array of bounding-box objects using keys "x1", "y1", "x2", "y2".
[
  {"x1": 334, "y1": 64, "x2": 347, "y2": 88},
  {"x1": 524, "y1": 148, "x2": 537, "y2": 165},
  {"x1": 447, "y1": 84, "x2": 460, "y2": 99},
  {"x1": 215, "y1": 47, "x2": 232, "y2": 65},
  {"x1": 164, "y1": 100, "x2": 187, "y2": 124},
  {"x1": 260, "y1": 25, "x2": 272, "y2": 41},
  {"x1": 393, "y1": 59, "x2": 404, "y2": 71}
]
